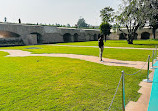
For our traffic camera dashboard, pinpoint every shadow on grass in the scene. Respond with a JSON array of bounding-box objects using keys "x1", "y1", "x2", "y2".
[{"x1": 133, "y1": 44, "x2": 158, "y2": 46}]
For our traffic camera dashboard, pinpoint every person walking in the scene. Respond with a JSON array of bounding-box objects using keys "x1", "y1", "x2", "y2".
[{"x1": 98, "y1": 34, "x2": 104, "y2": 62}]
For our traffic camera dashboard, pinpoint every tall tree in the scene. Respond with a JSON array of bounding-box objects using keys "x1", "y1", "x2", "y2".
[
  {"x1": 151, "y1": 15, "x2": 158, "y2": 39},
  {"x1": 99, "y1": 7, "x2": 114, "y2": 40},
  {"x1": 99, "y1": 23, "x2": 111, "y2": 40},
  {"x1": 148, "y1": 0, "x2": 158, "y2": 39},
  {"x1": 116, "y1": 0, "x2": 156, "y2": 44},
  {"x1": 77, "y1": 18, "x2": 88, "y2": 28},
  {"x1": 100, "y1": 7, "x2": 114, "y2": 23}
]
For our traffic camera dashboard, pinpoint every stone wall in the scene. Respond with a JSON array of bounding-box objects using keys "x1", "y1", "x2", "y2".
[
  {"x1": 42, "y1": 33, "x2": 63, "y2": 43},
  {"x1": 0, "y1": 23, "x2": 157, "y2": 46},
  {"x1": 42, "y1": 27, "x2": 100, "y2": 43},
  {"x1": 0, "y1": 38, "x2": 24, "y2": 46},
  {"x1": 22, "y1": 34, "x2": 37, "y2": 45},
  {"x1": 113, "y1": 28, "x2": 158, "y2": 40}
]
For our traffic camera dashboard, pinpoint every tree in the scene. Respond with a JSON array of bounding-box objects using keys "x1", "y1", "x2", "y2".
[
  {"x1": 99, "y1": 22, "x2": 111, "y2": 40},
  {"x1": 77, "y1": 18, "x2": 88, "y2": 28},
  {"x1": 148, "y1": 0, "x2": 158, "y2": 39},
  {"x1": 67, "y1": 24, "x2": 71, "y2": 27},
  {"x1": 100, "y1": 7, "x2": 114, "y2": 23},
  {"x1": 112, "y1": 23, "x2": 120, "y2": 33},
  {"x1": 99, "y1": 7, "x2": 113, "y2": 40},
  {"x1": 150, "y1": 15, "x2": 158, "y2": 39},
  {"x1": 116, "y1": 0, "x2": 155, "y2": 44}
]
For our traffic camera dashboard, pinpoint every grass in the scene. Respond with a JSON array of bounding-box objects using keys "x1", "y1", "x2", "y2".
[
  {"x1": 0, "y1": 45, "x2": 152, "y2": 61},
  {"x1": 0, "y1": 51, "x2": 147, "y2": 111},
  {"x1": 57, "y1": 39, "x2": 158, "y2": 48}
]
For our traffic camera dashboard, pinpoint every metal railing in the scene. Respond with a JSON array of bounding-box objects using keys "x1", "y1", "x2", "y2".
[{"x1": 108, "y1": 45, "x2": 158, "y2": 111}]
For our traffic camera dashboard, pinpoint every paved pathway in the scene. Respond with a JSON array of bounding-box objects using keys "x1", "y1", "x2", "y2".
[
  {"x1": 125, "y1": 72, "x2": 153, "y2": 111},
  {"x1": 0, "y1": 49, "x2": 149, "y2": 70},
  {"x1": 0, "y1": 49, "x2": 154, "y2": 111}
]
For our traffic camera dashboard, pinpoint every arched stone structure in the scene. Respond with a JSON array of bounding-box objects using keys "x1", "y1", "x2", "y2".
[
  {"x1": 118, "y1": 33, "x2": 137, "y2": 40},
  {"x1": 86, "y1": 33, "x2": 91, "y2": 41},
  {"x1": 0, "y1": 31, "x2": 20, "y2": 38},
  {"x1": 134, "y1": 33, "x2": 138, "y2": 40},
  {"x1": 116, "y1": 27, "x2": 157, "y2": 40},
  {"x1": 93, "y1": 34, "x2": 97, "y2": 41},
  {"x1": 0, "y1": 23, "x2": 100, "y2": 45},
  {"x1": 63, "y1": 33, "x2": 72, "y2": 42},
  {"x1": 73, "y1": 33, "x2": 78, "y2": 42},
  {"x1": 141, "y1": 32, "x2": 150, "y2": 39},
  {"x1": 119, "y1": 33, "x2": 127, "y2": 40},
  {"x1": 0, "y1": 31, "x2": 23, "y2": 46},
  {"x1": 30, "y1": 32, "x2": 42, "y2": 44},
  {"x1": 0, "y1": 23, "x2": 158, "y2": 45}
]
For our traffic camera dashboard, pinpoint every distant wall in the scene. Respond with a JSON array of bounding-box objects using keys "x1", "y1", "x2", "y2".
[
  {"x1": 42, "y1": 27, "x2": 100, "y2": 44},
  {"x1": 110, "y1": 28, "x2": 158, "y2": 40},
  {"x1": 0, "y1": 23, "x2": 157, "y2": 46}
]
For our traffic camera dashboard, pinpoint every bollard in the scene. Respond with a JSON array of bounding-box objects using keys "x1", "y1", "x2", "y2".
[
  {"x1": 143, "y1": 55, "x2": 152, "y2": 83},
  {"x1": 122, "y1": 71, "x2": 125, "y2": 111}
]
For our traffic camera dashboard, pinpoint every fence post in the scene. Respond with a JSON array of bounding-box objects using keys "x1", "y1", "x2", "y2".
[
  {"x1": 143, "y1": 55, "x2": 152, "y2": 83},
  {"x1": 155, "y1": 45, "x2": 157, "y2": 60},
  {"x1": 151, "y1": 50, "x2": 155, "y2": 69},
  {"x1": 122, "y1": 71, "x2": 125, "y2": 111},
  {"x1": 147, "y1": 55, "x2": 150, "y2": 79}
]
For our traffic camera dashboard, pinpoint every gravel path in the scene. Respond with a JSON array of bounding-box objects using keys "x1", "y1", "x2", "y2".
[{"x1": 0, "y1": 49, "x2": 153, "y2": 111}]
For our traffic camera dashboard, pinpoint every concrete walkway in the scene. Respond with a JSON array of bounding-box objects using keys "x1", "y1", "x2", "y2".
[
  {"x1": 0, "y1": 49, "x2": 149, "y2": 70},
  {"x1": 125, "y1": 71, "x2": 153, "y2": 111},
  {"x1": 0, "y1": 49, "x2": 154, "y2": 111}
]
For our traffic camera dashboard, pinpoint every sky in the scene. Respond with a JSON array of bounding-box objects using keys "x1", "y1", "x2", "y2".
[{"x1": 0, "y1": 0, "x2": 121, "y2": 26}]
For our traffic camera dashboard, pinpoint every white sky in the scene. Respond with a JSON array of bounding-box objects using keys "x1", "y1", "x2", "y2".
[{"x1": 0, "y1": 0, "x2": 121, "y2": 26}]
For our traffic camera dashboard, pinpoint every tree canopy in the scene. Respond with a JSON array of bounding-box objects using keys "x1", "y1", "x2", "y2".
[
  {"x1": 99, "y1": 23, "x2": 111, "y2": 40},
  {"x1": 116, "y1": 0, "x2": 158, "y2": 44},
  {"x1": 99, "y1": 6, "x2": 113, "y2": 40},
  {"x1": 77, "y1": 18, "x2": 88, "y2": 28},
  {"x1": 148, "y1": 0, "x2": 158, "y2": 39},
  {"x1": 100, "y1": 7, "x2": 114, "y2": 23}
]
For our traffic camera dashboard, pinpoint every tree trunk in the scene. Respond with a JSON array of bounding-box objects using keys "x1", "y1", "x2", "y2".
[
  {"x1": 127, "y1": 39, "x2": 133, "y2": 44},
  {"x1": 127, "y1": 34, "x2": 134, "y2": 44},
  {"x1": 152, "y1": 28, "x2": 156, "y2": 39},
  {"x1": 104, "y1": 34, "x2": 107, "y2": 42}
]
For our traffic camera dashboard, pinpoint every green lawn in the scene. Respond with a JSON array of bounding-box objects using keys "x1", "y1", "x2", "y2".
[
  {"x1": 0, "y1": 45, "x2": 152, "y2": 61},
  {"x1": 0, "y1": 51, "x2": 147, "y2": 111},
  {"x1": 57, "y1": 39, "x2": 158, "y2": 48}
]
